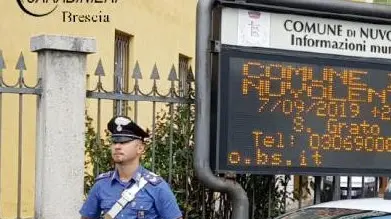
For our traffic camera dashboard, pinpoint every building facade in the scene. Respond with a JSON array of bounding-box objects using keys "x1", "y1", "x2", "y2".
[{"x1": 0, "y1": 1, "x2": 196, "y2": 218}]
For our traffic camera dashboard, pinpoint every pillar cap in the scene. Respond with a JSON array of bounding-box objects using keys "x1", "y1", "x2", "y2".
[{"x1": 31, "y1": 34, "x2": 96, "y2": 53}]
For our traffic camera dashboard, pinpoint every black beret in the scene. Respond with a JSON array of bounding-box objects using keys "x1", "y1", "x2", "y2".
[{"x1": 107, "y1": 116, "x2": 149, "y2": 143}]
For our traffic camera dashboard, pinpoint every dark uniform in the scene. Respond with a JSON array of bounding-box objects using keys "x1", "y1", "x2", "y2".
[{"x1": 79, "y1": 116, "x2": 182, "y2": 219}]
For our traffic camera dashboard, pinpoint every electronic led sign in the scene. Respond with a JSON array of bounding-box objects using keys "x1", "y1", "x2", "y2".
[{"x1": 212, "y1": 47, "x2": 391, "y2": 175}]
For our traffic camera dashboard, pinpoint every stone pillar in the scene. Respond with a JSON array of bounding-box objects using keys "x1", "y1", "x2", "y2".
[{"x1": 31, "y1": 35, "x2": 96, "y2": 219}]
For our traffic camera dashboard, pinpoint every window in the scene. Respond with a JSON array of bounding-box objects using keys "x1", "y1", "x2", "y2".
[
  {"x1": 178, "y1": 54, "x2": 191, "y2": 97},
  {"x1": 114, "y1": 30, "x2": 132, "y2": 115}
]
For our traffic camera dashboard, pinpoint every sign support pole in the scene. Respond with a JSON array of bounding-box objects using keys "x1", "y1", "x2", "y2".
[{"x1": 195, "y1": 0, "x2": 249, "y2": 218}]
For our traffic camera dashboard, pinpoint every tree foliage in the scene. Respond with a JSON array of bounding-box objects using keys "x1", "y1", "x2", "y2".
[{"x1": 84, "y1": 112, "x2": 113, "y2": 195}]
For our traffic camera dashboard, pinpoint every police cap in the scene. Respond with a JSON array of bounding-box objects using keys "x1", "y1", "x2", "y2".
[{"x1": 107, "y1": 115, "x2": 149, "y2": 143}]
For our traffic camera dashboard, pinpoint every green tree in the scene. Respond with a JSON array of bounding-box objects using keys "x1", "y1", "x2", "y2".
[{"x1": 84, "y1": 111, "x2": 112, "y2": 195}]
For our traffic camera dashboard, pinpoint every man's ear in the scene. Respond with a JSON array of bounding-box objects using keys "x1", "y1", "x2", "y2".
[{"x1": 137, "y1": 140, "x2": 145, "y2": 154}]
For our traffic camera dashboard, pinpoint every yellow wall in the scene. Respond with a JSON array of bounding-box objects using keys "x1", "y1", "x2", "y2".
[{"x1": 0, "y1": 1, "x2": 196, "y2": 218}]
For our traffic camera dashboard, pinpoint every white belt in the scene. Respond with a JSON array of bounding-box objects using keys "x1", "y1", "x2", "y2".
[{"x1": 104, "y1": 177, "x2": 148, "y2": 219}]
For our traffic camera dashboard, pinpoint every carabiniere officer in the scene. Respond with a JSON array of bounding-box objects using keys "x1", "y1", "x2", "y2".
[{"x1": 80, "y1": 115, "x2": 183, "y2": 219}]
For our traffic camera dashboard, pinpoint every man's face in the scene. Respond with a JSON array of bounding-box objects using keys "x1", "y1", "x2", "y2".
[{"x1": 111, "y1": 139, "x2": 144, "y2": 164}]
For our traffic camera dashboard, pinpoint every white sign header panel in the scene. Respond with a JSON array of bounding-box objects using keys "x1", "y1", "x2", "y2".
[{"x1": 221, "y1": 8, "x2": 391, "y2": 59}]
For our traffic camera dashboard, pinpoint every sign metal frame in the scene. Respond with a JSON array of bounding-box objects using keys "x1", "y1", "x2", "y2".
[{"x1": 211, "y1": 44, "x2": 391, "y2": 176}]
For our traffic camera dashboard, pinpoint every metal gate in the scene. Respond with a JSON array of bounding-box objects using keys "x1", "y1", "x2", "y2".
[{"x1": 0, "y1": 51, "x2": 41, "y2": 219}]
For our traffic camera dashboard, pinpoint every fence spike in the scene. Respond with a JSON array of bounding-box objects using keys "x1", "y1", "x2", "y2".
[
  {"x1": 132, "y1": 61, "x2": 143, "y2": 79},
  {"x1": 187, "y1": 66, "x2": 195, "y2": 82},
  {"x1": 150, "y1": 63, "x2": 160, "y2": 80},
  {"x1": 168, "y1": 64, "x2": 178, "y2": 81},
  {"x1": 0, "y1": 50, "x2": 6, "y2": 70},
  {"x1": 114, "y1": 62, "x2": 123, "y2": 77},
  {"x1": 94, "y1": 59, "x2": 105, "y2": 76},
  {"x1": 15, "y1": 52, "x2": 26, "y2": 71}
]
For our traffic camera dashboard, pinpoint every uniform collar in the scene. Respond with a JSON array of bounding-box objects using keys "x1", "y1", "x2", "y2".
[{"x1": 111, "y1": 165, "x2": 144, "y2": 185}]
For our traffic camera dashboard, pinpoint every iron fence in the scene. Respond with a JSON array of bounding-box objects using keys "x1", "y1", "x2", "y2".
[
  {"x1": 84, "y1": 58, "x2": 296, "y2": 218},
  {"x1": 84, "y1": 58, "x2": 384, "y2": 218},
  {"x1": 0, "y1": 50, "x2": 41, "y2": 219},
  {"x1": 0, "y1": 49, "x2": 383, "y2": 219}
]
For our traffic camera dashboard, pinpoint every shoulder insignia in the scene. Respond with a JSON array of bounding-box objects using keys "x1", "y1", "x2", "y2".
[
  {"x1": 95, "y1": 171, "x2": 114, "y2": 181},
  {"x1": 142, "y1": 170, "x2": 162, "y2": 186}
]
